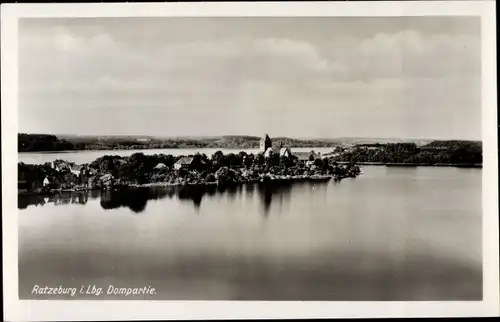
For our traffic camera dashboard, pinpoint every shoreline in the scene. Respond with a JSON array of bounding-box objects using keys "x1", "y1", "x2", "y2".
[{"x1": 18, "y1": 174, "x2": 347, "y2": 196}]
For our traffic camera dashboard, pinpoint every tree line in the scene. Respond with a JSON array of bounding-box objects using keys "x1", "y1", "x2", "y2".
[
  {"x1": 333, "y1": 141, "x2": 482, "y2": 165},
  {"x1": 18, "y1": 134, "x2": 341, "y2": 152}
]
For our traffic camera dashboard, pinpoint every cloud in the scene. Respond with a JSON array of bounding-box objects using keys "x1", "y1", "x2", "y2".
[
  {"x1": 330, "y1": 29, "x2": 481, "y2": 80},
  {"x1": 21, "y1": 30, "x2": 346, "y2": 94},
  {"x1": 252, "y1": 38, "x2": 344, "y2": 73},
  {"x1": 20, "y1": 23, "x2": 480, "y2": 96},
  {"x1": 18, "y1": 19, "x2": 481, "y2": 139}
]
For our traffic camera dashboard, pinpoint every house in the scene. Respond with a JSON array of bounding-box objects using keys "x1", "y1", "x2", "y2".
[
  {"x1": 43, "y1": 177, "x2": 50, "y2": 186},
  {"x1": 174, "y1": 157, "x2": 195, "y2": 170},
  {"x1": 264, "y1": 147, "x2": 274, "y2": 158},
  {"x1": 100, "y1": 174, "x2": 114, "y2": 187},
  {"x1": 154, "y1": 163, "x2": 167, "y2": 170},
  {"x1": 70, "y1": 165, "x2": 83, "y2": 176},
  {"x1": 293, "y1": 151, "x2": 321, "y2": 163},
  {"x1": 279, "y1": 147, "x2": 292, "y2": 158},
  {"x1": 241, "y1": 169, "x2": 254, "y2": 178},
  {"x1": 293, "y1": 152, "x2": 313, "y2": 162},
  {"x1": 55, "y1": 162, "x2": 71, "y2": 172}
]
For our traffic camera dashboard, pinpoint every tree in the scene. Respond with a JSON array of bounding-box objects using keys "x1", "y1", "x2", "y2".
[
  {"x1": 280, "y1": 155, "x2": 293, "y2": 168},
  {"x1": 254, "y1": 153, "x2": 265, "y2": 166},
  {"x1": 244, "y1": 154, "x2": 255, "y2": 168},
  {"x1": 200, "y1": 153, "x2": 210, "y2": 165},
  {"x1": 212, "y1": 151, "x2": 224, "y2": 163},
  {"x1": 226, "y1": 153, "x2": 242, "y2": 168},
  {"x1": 205, "y1": 173, "x2": 216, "y2": 183},
  {"x1": 314, "y1": 158, "x2": 324, "y2": 168},
  {"x1": 191, "y1": 153, "x2": 208, "y2": 171}
]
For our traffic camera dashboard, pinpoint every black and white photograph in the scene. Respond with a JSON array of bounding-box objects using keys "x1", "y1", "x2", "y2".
[{"x1": 2, "y1": 1, "x2": 498, "y2": 320}]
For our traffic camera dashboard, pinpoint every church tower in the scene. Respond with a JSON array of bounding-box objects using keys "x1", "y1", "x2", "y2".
[{"x1": 260, "y1": 134, "x2": 272, "y2": 152}]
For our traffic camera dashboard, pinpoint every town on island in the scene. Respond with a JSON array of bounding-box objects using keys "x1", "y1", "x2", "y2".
[
  {"x1": 19, "y1": 134, "x2": 362, "y2": 194},
  {"x1": 18, "y1": 133, "x2": 482, "y2": 195}
]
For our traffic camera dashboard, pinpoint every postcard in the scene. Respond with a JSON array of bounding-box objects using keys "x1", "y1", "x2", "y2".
[{"x1": 2, "y1": 1, "x2": 498, "y2": 320}]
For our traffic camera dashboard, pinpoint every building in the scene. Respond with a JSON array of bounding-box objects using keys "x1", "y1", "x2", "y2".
[
  {"x1": 70, "y1": 165, "x2": 83, "y2": 176},
  {"x1": 54, "y1": 162, "x2": 70, "y2": 172},
  {"x1": 241, "y1": 169, "x2": 254, "y2": 178},
  {"x1": 293, "y1": 152, "x2": 313, "y2": 162},
  {"x1": 279, "y1": 147, "x2": 292, "y2": 158},
  {"x1": 293, "y1": 151, "x2": 320, "y2": 162},
  {"x1": 100, "y1": 174, "x2": 114, "y2": 187},
  {"x1": 264, "y1": 147, "x2": 274, "y2": 158},
  {"x1": 174, "y1": 157, "x2": 195, "y2": 170},
  {"x1": 154, "y1": 163, "x2": 167, "y2": 170},
  {"x1": 260, "y1": 134, "x2": 272, "y2": 152}
]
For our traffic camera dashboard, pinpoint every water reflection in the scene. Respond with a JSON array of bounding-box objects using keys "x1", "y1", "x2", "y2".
[
  {"x1": 177, "y1": 185, "x2": 216, "y2": 210},
  {"x1": 18, "y1": 191, "x2": 90, "y2": 209},
  {"x1": 17, "y1": 167, "x2": 482, "y2": 301},
  {"x1": 100, "y1": 187, "x2": 174, "y2": 213},
  {"x1": 19, "y1": 181, "x2": 329, "y2": 215}
]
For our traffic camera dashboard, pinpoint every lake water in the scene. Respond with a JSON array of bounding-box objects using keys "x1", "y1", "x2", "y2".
[
  {"x1": 18, "y1": 147, "x2": 335, "y2": 165},
  {"x1": 18, "y1": 166, "x2": 482, "y2": 301}
]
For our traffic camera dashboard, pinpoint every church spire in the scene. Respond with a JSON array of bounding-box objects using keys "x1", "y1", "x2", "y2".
[{"x1": 260, "y1": 133, "x2": 272, "y2": 152}]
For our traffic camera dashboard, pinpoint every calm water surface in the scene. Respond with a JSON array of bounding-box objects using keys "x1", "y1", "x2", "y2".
[{"x1": 18, "y1": 166, "x2": 482, "y2": 300}]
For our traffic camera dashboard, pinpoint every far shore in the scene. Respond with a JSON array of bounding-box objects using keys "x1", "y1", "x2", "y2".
[{"x1": 334, "y1": 161, "x2": 482, "y2": 168}]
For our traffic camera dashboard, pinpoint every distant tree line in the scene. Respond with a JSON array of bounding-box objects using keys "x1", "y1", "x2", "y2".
[
  {"x1": 18, "y1": 134, "x2": 81, "y2": 152},
  {"x1": 334, "y1": 141, "x2": 482, "y2": 165},
  {"x1": 18, "y1": 134, "x2": 341, "y2": 152}
]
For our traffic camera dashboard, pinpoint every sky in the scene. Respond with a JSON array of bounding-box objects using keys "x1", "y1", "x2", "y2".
[{"x1": 18, "y1": 17, "x2": 481, "y2": 140}]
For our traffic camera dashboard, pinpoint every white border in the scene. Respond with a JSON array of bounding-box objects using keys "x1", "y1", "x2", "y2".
[{"x1": 2, "y1": 1, "x2": 498, "y2": 320}]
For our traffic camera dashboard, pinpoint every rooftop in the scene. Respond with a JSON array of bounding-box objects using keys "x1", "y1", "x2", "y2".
[{"x1": 175, "y1": 156, "x2": 195, "y2": 164}]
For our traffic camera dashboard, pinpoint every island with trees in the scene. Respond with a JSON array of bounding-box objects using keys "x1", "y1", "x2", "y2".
[
  {"x1": 18, "y1": 133, "x2": 482, "y2": 196},
  {"x1": 18, "y1": 149, "x2": 362, "y2": 195}
]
